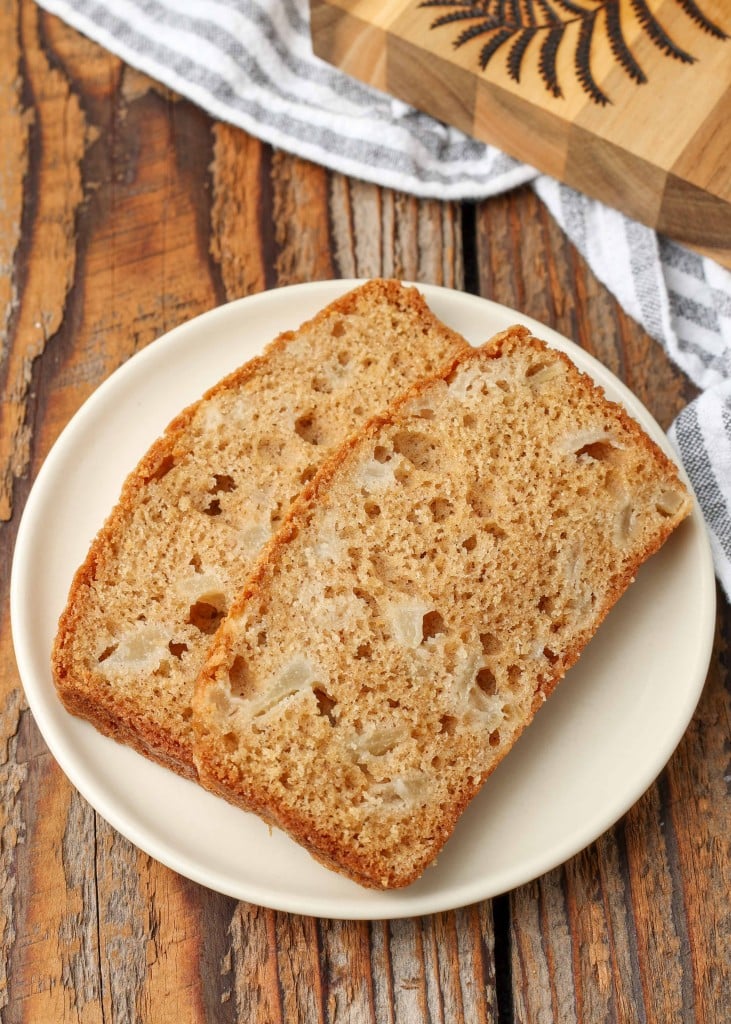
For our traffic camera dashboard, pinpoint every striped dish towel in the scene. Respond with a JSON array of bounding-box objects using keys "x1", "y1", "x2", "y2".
[{"x1": 35, "y1": 0, "x2": 731, "y2": 599}]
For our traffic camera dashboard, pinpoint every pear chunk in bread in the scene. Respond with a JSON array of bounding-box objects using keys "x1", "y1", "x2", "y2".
[
  {"x1": 51, "y1": 281, "x2": 469, "y2": 778},
  {"x1": 193, "y1": 327, "x2": 691, "y2": 889}
]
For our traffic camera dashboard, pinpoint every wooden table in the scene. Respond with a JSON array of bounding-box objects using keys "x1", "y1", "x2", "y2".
[{"x1": 1, "y1": 3, "x2": 728, "y2": 1021}]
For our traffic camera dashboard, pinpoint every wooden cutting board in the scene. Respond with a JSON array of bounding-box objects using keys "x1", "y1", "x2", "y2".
[{"x1": 311, "y1": 0, "x2": 731, "y2": 268}]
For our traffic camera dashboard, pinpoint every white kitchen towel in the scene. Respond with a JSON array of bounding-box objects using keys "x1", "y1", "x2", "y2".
[{"x1": 35, "y1": 0, "x2": 731, "y2": 598}]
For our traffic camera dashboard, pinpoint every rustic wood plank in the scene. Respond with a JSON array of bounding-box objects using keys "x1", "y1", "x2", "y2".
[
  {"x1": 662, "y1": 606, "x2": 731, "y2": 1022},
  {"x1": 329, "y1": 176, "x2": 464, "y2": 287},
  {"x1": 229, "y1": 904, "x2": 285, "y2": 1023},
  {"x1": 273, "y1": 152, "x2": 336, "y2": 285},
  {"x1": 3, "y1": 709, "x2": 101, "y2": 1024},
  {"x1": 0, "y1": 0, "x2": 85, "y2": 522},
  {"x1": 318, "y1": 919, "x2": 377, "y2": 1024},
  {"x1": 0, "y1": 4, "x2": 93, "y2": 1020},
  {"x1": 0, "y1": 0, "x2": 28, "y2": 521},
  {"x1": 210, "y1": 124, "x2": 270, "y2": 300}
]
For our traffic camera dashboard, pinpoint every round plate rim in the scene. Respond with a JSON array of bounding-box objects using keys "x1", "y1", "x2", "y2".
[{"x1": 10, "y1": 279, "x2": 716, "y2": 919}]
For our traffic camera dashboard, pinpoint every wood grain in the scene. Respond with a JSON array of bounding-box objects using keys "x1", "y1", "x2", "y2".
[
  {"x1": 1, "y1": 1, "x2": 728, "y2": 1021},
  {"x1": 311, "y1": 0, "x2": 731, "y2": 267}
]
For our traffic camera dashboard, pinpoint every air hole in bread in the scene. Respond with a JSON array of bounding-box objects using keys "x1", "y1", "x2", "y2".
[
  {"x1": 422, "y1": 610, "x2": 445, "y2": 642},
  {"x1": 440, "y1": 714, "x2": 457, "y2": 735},
  {"x1": 429, "y1": 496, "x2": 453, "y2": 522},
  {"x1": 488, "y1": 729, "x2": 501, "y2": 747},
  {"x1": 484, "y1": 522, "x2": 506, "y2": 540},
  {"x1": 294, "y1": 411, "x2": 321, "y2": 445},
  {"x1": 356, "y1": 642, "x2": 373, "y2": 660},
  {"x1": 311, "y1": 375, "x2": 333, "y2": 394},
  {"x1": 479, "y1": 631, "x2": 501, "y2": 655},
  {"x1": 204, "y1": 498, "x2": 222, "y2": 516},
  {"x1": 575, "y1": 440, "x2": 615, "y2": 461},
  {"x1": 392, "y1": 430, "x2": 439, "y2": 471},
  {"x1": 466, "y1": 485, "x2": 493, "y2": 519},
  {"x1": 257, "y1": 436, "x2": 283, "y2": 459},
  {"x1": 496, "y1": 379, "x2": 510, "y2": 392},
  {"x1": 257, "y1": 630, "x2": 267, "y2": 647},
  {"x1": 476, "y1": 667, "x2": 497, "y2": 696},
  {"x1": 188, "y1": 601, "x2": 225, "y2": 635},
  {"x1": 373, "y1": 445, "x2": 392, "y2": 464},
  {"x1": 144, "y1": 453, "x2": 175, "y2": 483},
  {"x1": 300, "y1": 464, "x2": 317, "y2": 485},
  {"x1": 211, "y1": 474, "x2": 235, "y2": 493},
  {"x1": 543, "y1": 647, "x2": 559, "y2": 665},
  {"x1": 314, "y1": 687, "x2": 337, "y2": 725},
  {"x1": 181, "y1": 706, "x2": 193, "y2": 722},
  {"x1": 353, "y1": 587, "x2": 378, "y2": 613},
  {"x1": 332, "y1": 321, "x2": 346, "y2": 340},
  {"x1": 462, "y1": 534, "x2": 477, "y2": 552},
  {"x1": 364, "y1": 501, "x2": 381, "y2": 519},
  {"x1": 347, "y1": 547, "x2": 363, "y2": 570},
  {"x1": 462, "y1": 413, "x2": 477, "y2": 428},
  {"x1": 168, "y1": 641, "x2": 188, "y2": 659},
  {"x1": 222, "y1": 731, "x2": 238, "y2": 753},
  {"x1": 538, "y1": 594, "x2": 553, "y2": 614},
  {"x1": 97, "y1": 644, "x2": 118, "y2": 663},
  {"x1": 229, "y1": 655, "x2": 251, "y2": 697},
  {"x1": 189, "y1": 553, "x2": 203, "y2": 572},
  {"x1": 507, "y1": 665, "x2": 522, "y2": 688}
]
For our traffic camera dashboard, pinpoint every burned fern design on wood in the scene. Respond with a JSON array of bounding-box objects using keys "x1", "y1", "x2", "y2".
[{"x1": 420, "y1": 0, "x2": 728, "y2": 104}]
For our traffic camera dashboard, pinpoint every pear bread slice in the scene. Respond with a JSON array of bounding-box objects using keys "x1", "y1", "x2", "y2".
[{"x1": 193, "y1": 326, "x2": 691, "y2": 887}]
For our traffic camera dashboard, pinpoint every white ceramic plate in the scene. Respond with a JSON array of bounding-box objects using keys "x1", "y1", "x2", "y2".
[{"x1": 11, "y1": 281, "x2": 715, "y2": 920}]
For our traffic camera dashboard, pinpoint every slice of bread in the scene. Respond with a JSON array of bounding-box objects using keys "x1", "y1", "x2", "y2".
[
  {"x1": 193, "y1": 326, "x2": 691, "y2": 889},
  {"x1": 51, "y1": 280, "x2": 470, "y2": 779}
]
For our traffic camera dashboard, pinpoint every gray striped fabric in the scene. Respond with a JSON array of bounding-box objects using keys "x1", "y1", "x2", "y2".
[{"x1": 36, "y1": 0, "x2": 731, "y2": 598}]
